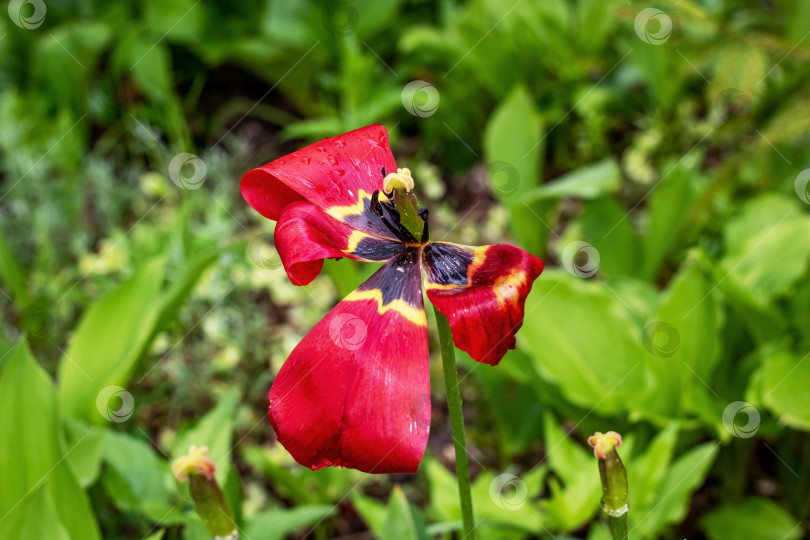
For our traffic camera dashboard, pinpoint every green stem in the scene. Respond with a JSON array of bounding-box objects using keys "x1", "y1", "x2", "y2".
[
  {"x1": 608, "y1": 514, "x2": 628, "y2": 540},
  {"x1": 434, "y1": 307, "x2": 475, "y2": 539}
]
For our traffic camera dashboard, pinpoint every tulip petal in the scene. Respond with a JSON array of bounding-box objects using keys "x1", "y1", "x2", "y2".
[
  {"x1": 275, "y1": 202, "x2": 404, "y2": 285},
  {"x1": 424, "y1": 243, "x2": 543, "y2": 366},
  {"x1": 269, "y1": 249, "x2": 429, "y2": 473},
  {"x1": 241, "y1": 124, "x2": 399, "y2": 240}
]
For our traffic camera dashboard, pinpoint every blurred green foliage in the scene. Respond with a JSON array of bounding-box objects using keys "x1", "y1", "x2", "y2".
[{"x1": 1, "y1": 0, "x2": 810, "y2": 538}]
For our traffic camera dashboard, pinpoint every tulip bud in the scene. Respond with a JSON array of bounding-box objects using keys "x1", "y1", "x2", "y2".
[
  {"x1": 173, "y1": 446, "x2": 238, "y2": 540},
  {"x1": 588, "y1": 431, "x2": 628, "y2": 540}
]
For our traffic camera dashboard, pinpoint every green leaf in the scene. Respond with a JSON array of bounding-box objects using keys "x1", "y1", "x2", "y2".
[
  {"x1": 540, "y1": 414, "x2": 601, "y2": 531},
  {"x1": 580, "y1": 197, "x2": 641, "y2": 279},
  {"x1": 722, "y1": 210, "x2": 810, "y2": 305},
  {"x1": 64, "y1": 417, "x2": 106, "y2": 488},
  {"x1": 101, "y1": 430, "x2": 181, "y2": 523},
  {"x1": 641, "y1": 154, "x2": 702, "y2": 280},
  {"x1": 632, "y1": 442, "x2": 719, "y2": 538},
  {"x1": 701, "y1": 497, "x2": 801, "y2": 540},
  {"x1": 244, "y1": 505, "x2": 335, "y2": 540},
  {"x1": 383, "y1": 486, "x2": 428, "y2": 540},
  {"x1": 521, "y1": 270, "x2": 646, "y2": 413},
  {"x1": 58, "y1": 257, "x2": 165, "y2": 423},
  {"x1": 484, "y1": 85, "x2": 544, "y2": 253},
  {"x1": 524, "y1": 158, "x2": 620, "y2": 202},
  {"x1": 761, "y1": 346, "x2": 810, "y2": 430},
  {"x1": 642, "y1": 259, "x2": 723, "y2": 421},
  {"x1": 0, "y1": 342, "x2": 100, "y2": 540},
  {"x1": 352, "y1": 493, "x2": 388, "y2": 538},
  {"x1": 173, "y1": 390, "x2": 239, "y2": 485},
  {"x1": 157, "y1": 246, "x2": 220, "y2": 331},
  {"x1": 626, "y1": 424, "x2": 678, "y2": 514},
  {"x1": 0, "y1": 484, "x2": 70, "y2": 540}
]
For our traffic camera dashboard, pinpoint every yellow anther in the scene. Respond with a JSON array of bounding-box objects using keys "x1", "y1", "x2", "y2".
[
  {"x1": 587, "y1": 431, "x2": 623, "y2": 459},
  {"x1": 383, "y1": 167, "x2": 414, "y2": 193}
]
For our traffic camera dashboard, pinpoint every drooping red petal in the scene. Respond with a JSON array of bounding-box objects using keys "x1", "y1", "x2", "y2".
[
  {"x1": 423, "y1": 243, "x2": 543, "y2": 366},
  {"x1": 275, "y1": 201, "x2": 404, "y2": 286},
  {"x1": 241, "y1": 124, "x2": 399, "y2": 240},
  {"x1": 269, "y1": 249, "x2": 429, "y2": 473}
]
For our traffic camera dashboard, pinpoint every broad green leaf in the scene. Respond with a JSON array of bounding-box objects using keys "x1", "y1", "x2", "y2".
[
  {"x1": 383, "y1": 486, "x2": 428, "y2": 540},
  {"x1": 352, "y1": 493, "x2": 388, "y2": 538},
  {"x1": 101, "y1": 430, "x2": 181, "y2": 524},
  {"x1": 173, "y1": 390, "x2": 239, "y2": 485},
  {"x1": 58, "y1": 257, "x2": 165, "y2": 423},
  {"x1": 244, "y1": 505, "x2": 335, "y2": 540},
  {"x1": 580, "y1": 197, "x2": 641, "y2": 278},
  {"x1": 723, "y1": 194, "x2": 800, "y2": 255},
  {"x1": 632, "y1": 443, "x2": 718, "y2": 538},
  {"x1": 0, "y1": 342, "x2": 100, "y2": 540},
  {"x1": 722, "y1": 212, "x2": 810, "y2": 305},
  {"x1": 642, "y1": 259, "x2": 723, "y2": 421},
  {"x1": 540, "y1": 414, "x2": 601, "y2": 531},
  {"x1": 64, "y1": 417, "x2": 106, "y2": 488},
  {"x1": 524, "y1": 158, "x2": 620, "y2": 202},
  {"x1": 626, "y1": 424, "x2": 678, "y2": 514},
  {"x1": 0, "y1": 484, "x2": 70, "y2": 540},
  {"x1": 701, "y1": 497, "x2": 801, "y2": 540},
  {"x1": 157, "y1": 246, "x2": 220, "y2": 331},
  {"x1": 521, "y1": 270, "x2": 646, "y2": 413},
  {"x1": 641, "y1": 154, "x2": 702, "y2": 280},
  {"x1": 761, "y1": 346, "x2": 810, "y2": 430},
  {"x1": 484, "y1": 85, "x2": 544, "y2": 253}
]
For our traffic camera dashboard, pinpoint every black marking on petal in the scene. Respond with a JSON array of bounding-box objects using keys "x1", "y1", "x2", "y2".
[
  {"x1": 357, "y1": 248, "x2": 423, "y2": 307},
  {"x1": 422, "y1": 243, "x2": 473, "y2": 286},
  {"x1": 352, "y1": 237, "x2": 405, "y2": 261}
]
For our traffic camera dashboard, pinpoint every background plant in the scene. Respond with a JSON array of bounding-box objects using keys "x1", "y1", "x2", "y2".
[{"x1": 1, "y1": 0, "x2": 809, "y2": 538}]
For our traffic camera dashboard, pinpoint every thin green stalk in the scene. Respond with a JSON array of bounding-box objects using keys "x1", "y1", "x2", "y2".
[{"x1": 434, "y1": 307, "x2": 475, "y2": 539}]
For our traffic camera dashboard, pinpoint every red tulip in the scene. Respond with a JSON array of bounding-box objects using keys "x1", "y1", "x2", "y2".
[{"x1": 241, "y1": 125, "x2": 543, "y2": 473}]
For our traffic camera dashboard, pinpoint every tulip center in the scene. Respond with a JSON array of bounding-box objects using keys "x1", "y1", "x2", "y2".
[{"x1": 371, "y1": 167, "x2": 429, "y2": 245}]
